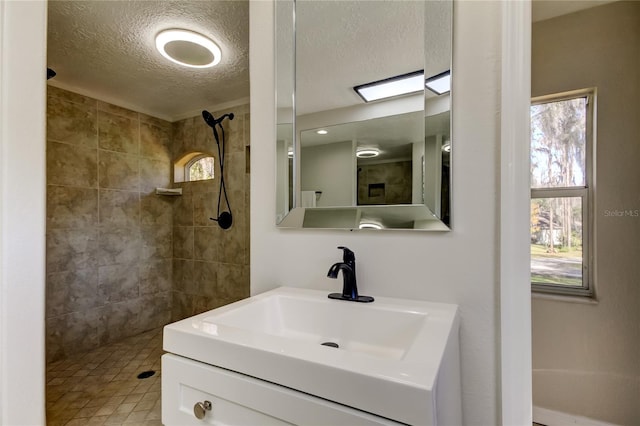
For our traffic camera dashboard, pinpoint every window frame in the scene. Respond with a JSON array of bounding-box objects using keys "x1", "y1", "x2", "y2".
[{"x1": 530, "y1": 88, "x2": 596, "y2": 297}]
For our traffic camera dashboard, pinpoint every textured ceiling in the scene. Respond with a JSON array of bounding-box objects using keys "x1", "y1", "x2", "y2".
[
  {"x1": 47, "y1": 0, "x2": 249, "y2": 121},
  {"x1": 294, "y1": 0, "x2": 449, "y2": 116},
  {"x1": 46, "y1": 1, "x2": 612, "y2": 122}
]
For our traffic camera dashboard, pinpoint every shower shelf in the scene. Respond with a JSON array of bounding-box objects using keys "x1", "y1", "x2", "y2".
[{"x1": 156, "y1": 188, "x2": 182, "y2": 196}]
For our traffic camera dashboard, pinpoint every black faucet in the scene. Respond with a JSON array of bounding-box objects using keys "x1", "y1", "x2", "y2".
[{"x1": 327, "y1": 246, "x2": 374, "y2": 303}]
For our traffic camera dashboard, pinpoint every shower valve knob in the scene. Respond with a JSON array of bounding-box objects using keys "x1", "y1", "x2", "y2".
[{"x1": 193, "y1": 400, "x2": 212, "y2": 419}]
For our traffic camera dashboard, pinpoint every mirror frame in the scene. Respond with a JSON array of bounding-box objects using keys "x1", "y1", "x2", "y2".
[{"x1": 275, "y1": 0, "x2": 452, "y2": 231}]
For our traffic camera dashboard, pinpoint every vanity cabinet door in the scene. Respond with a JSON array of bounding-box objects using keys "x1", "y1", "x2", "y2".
[{"x1": 162, "y1": 354, "x2": 403, "y2": 426}]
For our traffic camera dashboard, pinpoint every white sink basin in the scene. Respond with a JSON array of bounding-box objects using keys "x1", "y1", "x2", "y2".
[
  {"x1": 163, "y1": 287, "x2": 460, "y2": 425},
  {"x1": 210, "y1": 290, "x2": 428, "y2": 360}
]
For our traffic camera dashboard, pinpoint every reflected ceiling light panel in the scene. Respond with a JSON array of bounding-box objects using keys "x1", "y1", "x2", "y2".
[
  {"x1": 287, "y1": 147, "x2": 293, "y2": 158},
  {"x1": 442, "y1": 141, "x2": 451, "y2": 153},
  {"x1": 359, "y1": 222, "x2": 383, "y2": 230},
  {"x1": 354, "y1": 70, "x2": 423, "y2": 103},
  {"x1": 425, "y1": 70, "x2": 451, "y2": 95},
  {"x1": 356, "y1": 148, "x2": 380, "y2": 158},
  {"x1": 316, "y1": 129, "x2": 328, "y2": 135},
  {"x1": 155, "y1": 29, "x2": 221, "y2": 68}
]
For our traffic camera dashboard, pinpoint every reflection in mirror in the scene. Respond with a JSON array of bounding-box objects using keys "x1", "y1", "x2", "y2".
[
  {"x1": 276, "y1": 0, "x2": 452, "y2": 230},
  {"x1": 275, "y1": 0, "x2": 295, "y2": 224}
]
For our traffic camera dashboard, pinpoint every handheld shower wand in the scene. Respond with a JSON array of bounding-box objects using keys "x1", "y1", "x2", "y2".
[{"x1": 202, "y1": 110, "x2": 234, "y2": 229}]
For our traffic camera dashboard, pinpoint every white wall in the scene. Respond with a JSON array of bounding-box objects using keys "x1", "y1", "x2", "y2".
[
  {"x1": 250, "y1": 1, "x2": 531, "y2": 424},
  {"x1": 0, "y1": 1, "x2": 47, "y2": 424},
  {"x1": 300, "y1": 141, "x2": 354, "y2": 207},
  {"x1": 531, "y1": 2, "x2": 640, "y2": 424}
]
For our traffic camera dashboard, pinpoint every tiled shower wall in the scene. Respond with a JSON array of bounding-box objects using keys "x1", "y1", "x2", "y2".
[
  {"x1": 170, "y1": 105, "x2": 251, "y2": 321},
  {"x1": 357, "y1": 161, "x2": 412, "y2": 205},
  {"x1": 46, "y1": 87, "x2": 173, "y2": 362},
  {"x1": 46, "y1": 87, "x2": 251, "y2": 362}
]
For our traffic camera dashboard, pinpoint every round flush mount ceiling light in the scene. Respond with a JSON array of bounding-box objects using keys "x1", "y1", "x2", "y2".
[
  {"x1": 155, "y1": 29, "x2": 221, "y2": 68},
  {"x1": 359, "y1": 222, "x2": 383, "y2": 230},
  {"x1": 356, "y1": 148, "x2": 380, "y2": 158},
  {"x1": 316, "y1": 129, "x2": 328, "y2": 135}
]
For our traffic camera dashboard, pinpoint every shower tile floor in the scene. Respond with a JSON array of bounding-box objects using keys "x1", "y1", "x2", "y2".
[{"x1": 46, "y1": 328, "x2": 163, "y2": 426}]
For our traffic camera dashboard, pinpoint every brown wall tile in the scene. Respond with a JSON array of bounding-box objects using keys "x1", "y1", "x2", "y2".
[
  {"x1": 138, "y1": 293, "x2": 172, "y2": 330},
  {"x1": 193, "y1": 227, "x2": 219, "y2": 262},
  {"x1": 219, "y1": 223, "x2": 245, "y2": 265},
  {"x1": 98, "y1": 150, "x2": 139, "y2": 191},
  {"x1": 193, "y1": 261, "x2": 218, "y2": 297},
  {"x1": 47, "y1": 228, "x2": 98, "y2": 273},
  {"x1": 99, "y1": 189, "x2": 140, "y2": 227},
  {"x1": 47, "y1": 141, "x2": 98, "y2": 188},
  {"x1": 47, "y1": 186, "x2": 98, "y2": 229},
  {"x1": 98, "y1": 263, "x2": 139, "y2": 303},
  {"x1": 140, "y1": 195, "x2": 173, "y2": 227},
  {"x1": 172, "y1": 193, "x2": 193, "y2": 226},
  {"x1": 172, "y1": 259, "x2": 194, "y2": 294},
  {"x1": 141, "y1": 225, "x2": 172, "y2": 260},
  {"x1": 98, "y1": 300, "x2": 140, "y2": 344},
  {"x1": 193, "y1": 190, "x2": 220, "y2": 226},
  {"x1": 98, "y1": 111, "x2": 139, "y2": 154},
  {"x1": 173, "y1": 226, "x2": 194, "y2": 259},
  {"x1": 140, "y1": 122, "x2": 171, "y2": 161},
  {"x1": 98, "y1": 226, "x2": 141, "y2": 266},
  {"x1": 97, "y1": 101, "x2": 138, "y2": 120},
  {"x1": 139, "y1": 259, "x2": 172, "y2": 295},
  {"x1": 217, "y1": 263, "x2": 249, "y2": 302},
  {"x1": 140, "y1": 157, "x2": 170, "y2": 194},
  {"x1": 47, "y1": 97, "x2": 97, "y2": 147},
  {"x1": 46, "y1": 268, "x2": 98, "y2": 317},
  {"x1": 48, "y1": 86, "x2": 95, "y2": 106},
  {"x1": 47, "y1": 308, "x2": 103, "y2": 362}
]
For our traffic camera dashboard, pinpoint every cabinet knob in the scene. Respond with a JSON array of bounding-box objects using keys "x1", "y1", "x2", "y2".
[{"x1": 193, "y1": 400, "x2": 212, "y2": 419}]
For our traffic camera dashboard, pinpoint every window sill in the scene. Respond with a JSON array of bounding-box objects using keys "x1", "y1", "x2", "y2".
[{"x1": 531, "y1": 291, "x2": 598, "y2": 305}]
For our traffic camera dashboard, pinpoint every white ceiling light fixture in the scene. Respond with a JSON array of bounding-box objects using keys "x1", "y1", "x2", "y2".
[
  {"x1": 359, "y1": 222, "x2": 383, "y2": 230},
  {"x1": 425, "y1": 70, "x2": 451, "y2": 95},
  {"x1": 316, "y1": 129, "x2": 328, "y2": 135},
  {"x1": 155, "y1": 29, "x2": 222, "y2": 69},
  {"x1": 356, "y1": 148, "x2": 380, "y2": 158}
]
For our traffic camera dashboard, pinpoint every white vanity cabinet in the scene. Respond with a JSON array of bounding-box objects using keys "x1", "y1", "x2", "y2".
[
  {"x1": 162, "y1": 354, "x2": 402, "y2": 425},
  {"x1": 162, "y1": 287, "x2": 462, "y2": 425}
]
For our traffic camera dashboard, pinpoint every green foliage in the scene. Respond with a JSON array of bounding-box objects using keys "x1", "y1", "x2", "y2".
[{"x1": 189, "y1": 156, "x2": 215, "y2": 181}]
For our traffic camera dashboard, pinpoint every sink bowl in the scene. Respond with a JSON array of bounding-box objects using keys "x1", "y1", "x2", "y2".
[
  {"x1": 210, "y1": 291, "x2": 427, "y2": 360},
  {"x1": 163, "y1": 287, "x2": 460, "y2": 425}
]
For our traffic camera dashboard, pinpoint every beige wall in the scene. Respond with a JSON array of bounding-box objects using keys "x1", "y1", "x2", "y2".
[
  {"x1": 45, "y1": 86, "x2": 173, "y2": 362},
  {"x1": 532, "y1": 2, "x2": 640, "y2": 424},
  {"x1": 170, "y1": 105, "x2": 251, "y2": 321}
]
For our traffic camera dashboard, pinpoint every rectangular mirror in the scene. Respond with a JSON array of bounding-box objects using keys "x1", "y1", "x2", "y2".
[{"x1": 276, "y1": 0, "x2": 452, "y2": 231}]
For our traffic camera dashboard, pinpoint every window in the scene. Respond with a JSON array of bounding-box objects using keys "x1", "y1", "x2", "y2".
[
  {"x1": 530, "y1": 89, "x2": 595, "y2": 296},
  {"x1": 186, "y1": 155, "x2": 215, "y2": 181},
  {"x1": 174, "y1": 152, "x2": 215, "y2": 183}
]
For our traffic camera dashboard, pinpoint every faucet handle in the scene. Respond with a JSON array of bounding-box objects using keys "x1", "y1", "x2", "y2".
[{"x1": 337, "y1": 246, "x2": 355, "y2": 263}]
